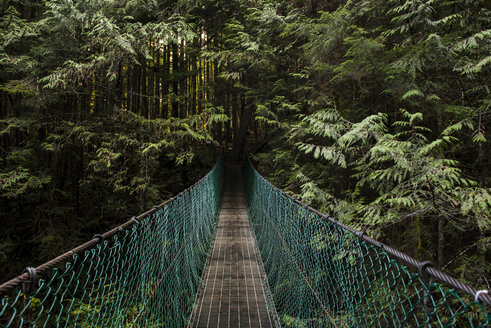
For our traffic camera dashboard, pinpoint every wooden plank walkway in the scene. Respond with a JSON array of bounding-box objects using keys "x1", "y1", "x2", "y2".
[{"x1": 190, "y1": 164, "x2": 275, "y2": 328}]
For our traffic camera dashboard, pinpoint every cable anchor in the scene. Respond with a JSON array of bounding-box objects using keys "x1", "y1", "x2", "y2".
[
  {"x1": 355, "y1": 230, "x2": 366, "y2": 242},
  {"x1": 22, "y1": 267, "x2": 37, "y2": 326},
  {"x1": 475, "y1": 290, "x2": 489, "y2": 303},
  {"x1": 418, "y1": 261, "x2": 434, "y2": 315},
  {"x1": 92, "y1": 234, "x2": 104, "y2": 243},
  {"x1": 22, "y1": 267, "x2": 37, "y2": 295}
]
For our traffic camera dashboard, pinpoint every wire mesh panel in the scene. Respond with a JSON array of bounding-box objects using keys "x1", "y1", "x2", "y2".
[
  {"x1": 242, "y1": 159, "x2": 490, "y2": 328},
  {"x1": 0, "y1": 158, "x2": 223, "y2": 328}
]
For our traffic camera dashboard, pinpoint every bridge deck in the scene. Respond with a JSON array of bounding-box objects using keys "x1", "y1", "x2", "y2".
[{"x1": 190, "y1": 164, "x2": 275, "y2": 328}]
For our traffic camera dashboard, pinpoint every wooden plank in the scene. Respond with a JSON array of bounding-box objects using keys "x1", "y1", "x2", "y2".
[{"x1": 190, "y1": 164, "x2": 275, "y2": 328}]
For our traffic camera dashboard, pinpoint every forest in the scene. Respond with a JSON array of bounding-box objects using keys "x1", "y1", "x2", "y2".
[{"x1": 0, "y1": 0, "x2": 489, "y2": 293}]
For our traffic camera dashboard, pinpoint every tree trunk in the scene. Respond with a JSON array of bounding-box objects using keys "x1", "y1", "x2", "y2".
[
  {"x1": 231, "y1": 101, "x2": 254, "y2": 161},
  {"x1": 131, "y1": 66, "x2": 139, "y2": 113},
  {"x1": 171, "y1": 43, "x2": 179, "y2": 118},
  {"x1": 180, "y1": 38, "x2": 187, "y2": 119},
  {"x1": 191, "y1": 52, "x2": 197, "y2": 117},
  {"x1": 114, "y1": 61, "x2": 122, "y2": 110},
  {"x1": 154, "y1": 42, "x2": 160, "y2": 119},
  {"x1": 162, "y1": 45, "x2": 170, "y2": 118},
  {"x1": 438, "y1": 216, "x2": 445, "y2": 268},
  {"x1": 141, "y1": 58, "x2": 148, "y2": 118},
  {"x1": 232, "y1": 92, "x2": 238, "y2": 142},
  {"x1": 225, "y1": 86, "x2": 231, "y2": 147}
]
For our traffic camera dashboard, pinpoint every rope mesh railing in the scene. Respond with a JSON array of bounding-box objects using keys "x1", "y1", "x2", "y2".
[
  {"x1": 0, "y1": 157, "x2": 223, "y2": 328},
  {"x1": 243, "y1": 158, "x2": 490, "y2": 328}
]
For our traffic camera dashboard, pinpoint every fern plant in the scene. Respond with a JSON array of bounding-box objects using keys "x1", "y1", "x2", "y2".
[{"x1": 353, "y1": 109, "x2": 490, "y2": 265}]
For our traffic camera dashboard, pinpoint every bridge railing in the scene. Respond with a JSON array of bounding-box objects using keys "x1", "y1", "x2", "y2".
[
  {"x1": 243, "y1": 158, "x2": 490, "y2": 327},
  {"x1": 0, "y1": 157, "x2": 223, "y2": 328}
]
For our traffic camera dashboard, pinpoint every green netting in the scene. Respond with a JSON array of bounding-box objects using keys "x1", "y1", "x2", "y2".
[
  {"x1": 0, "y1": 158, "x2": 223, "y2": 328},
  {"x1": 243, "y1": 159, "x2": 490, "y2": 328}
]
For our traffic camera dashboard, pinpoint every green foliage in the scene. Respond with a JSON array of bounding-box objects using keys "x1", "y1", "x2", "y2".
[
  {"x1": 0, "y1": 167, "x2": 50, "y2": 198},
  {"x1": 0, "y1": 0, "x2": 489, "y2": 301},
  {"x1": 247, "y1": 0, "x2": 490, "y2": 283},
  {"x1": 0, "y1": 0, "x2": 222, "y2": 281},
  {"x1": 37, "y1": 0, "x2": 194, "y2": 89}
]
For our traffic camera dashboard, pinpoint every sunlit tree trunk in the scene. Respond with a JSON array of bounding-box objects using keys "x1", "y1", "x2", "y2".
[
  {"x1": 162, "y1": 46, "x2": 170, "y2": 118},
  {"x1": 141, "y1": 57, "x2": 148, "y2": 119},
  {"x1": 171, "y1": 43, "x2": 179, "y2": 118},
  {"x1": 180, "y1": 38, "x2": 187, "y2": 119},
  {"x1": 154, "y1": 42, "x2": 160, "y2": 119}
]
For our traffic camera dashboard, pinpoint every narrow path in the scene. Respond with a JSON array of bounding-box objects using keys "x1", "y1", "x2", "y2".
[{"x1": 190, "y1": 164, "x2": 275, "y2": 328}]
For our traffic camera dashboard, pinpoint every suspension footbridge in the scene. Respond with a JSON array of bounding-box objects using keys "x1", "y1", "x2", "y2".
[{"x1": 0, "y1": 158, "x2": 490, "y2": 327}]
